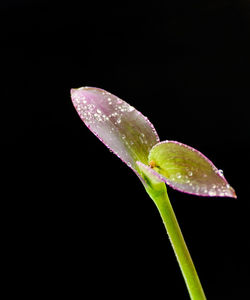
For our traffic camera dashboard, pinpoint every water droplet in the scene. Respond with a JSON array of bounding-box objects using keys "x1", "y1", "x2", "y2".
[
  {"x1": 94, "y1": 113, "x2": 102, "y2": 122},
  {"x1": 208, "y1": 190, "x2": 217, "y2": 196},
  {"x1": 176, "y1": 173, "x2": 182, "y2": 179},
  {"x1": 188, "y1": 171, "x2": 193, "y2": 176},
  {"x1": 110, "y1": 112, "x2": 118, "y2": 118},
  {"x1": 202, "y1": 187, "x2": 208, "y2": 193},
  {"x1": 97, "y1": 109, "x2": 101, "y2": 114},
  {"x1": 217, "y1": 169, "x2": 224, "y2": 176},
  {"x1": 87, "y1": 104, "x2": 95, "y2": 111},
  {"x1": 117, "y1": 119, "x2": 121, "y2": 124},
  {"x1": 128, "y1": 106, "x2": 135, "y2": 112}
]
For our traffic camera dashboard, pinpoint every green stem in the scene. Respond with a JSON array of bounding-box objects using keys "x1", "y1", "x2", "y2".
[{"x1": 146, "y1": 184, "x2": 206, "y2": 300}]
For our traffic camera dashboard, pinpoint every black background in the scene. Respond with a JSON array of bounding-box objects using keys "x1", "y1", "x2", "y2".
[{"x1": 1, "y1": 1, "x2": 250, "y2": 299}]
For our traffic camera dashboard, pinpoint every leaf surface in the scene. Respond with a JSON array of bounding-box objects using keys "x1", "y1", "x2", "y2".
[
  {"x1": 148, "y1": 141, "x2": 236, "y2": 198},
  {"x1": 71, "y1": 87, "x2": 159, "y2": 175}
]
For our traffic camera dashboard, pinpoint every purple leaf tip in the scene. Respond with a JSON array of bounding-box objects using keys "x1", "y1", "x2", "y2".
[{"x1": 71, "y1": 86, "x2": 159, "y2": 178}]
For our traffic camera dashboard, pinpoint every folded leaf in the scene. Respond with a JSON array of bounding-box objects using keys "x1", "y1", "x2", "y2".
[
  {"x1": 71, "y1": 87, "x2": 159, "y2": 175},
  {"x1": 148, "y1": 141, "x2": 236, "y2": 198}
]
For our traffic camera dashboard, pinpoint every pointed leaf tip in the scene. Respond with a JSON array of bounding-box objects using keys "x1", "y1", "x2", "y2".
[
  {"x1": 148, "y1": 141, "x2": 236, "y2": 198},
  {"x1": 71, "y1": 86, "x2": 159, "y2": 175}
]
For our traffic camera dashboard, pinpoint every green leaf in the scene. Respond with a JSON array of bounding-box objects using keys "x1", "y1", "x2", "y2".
[{"x1": 148, "y1": 141, "x2": 236, "y2": 198}]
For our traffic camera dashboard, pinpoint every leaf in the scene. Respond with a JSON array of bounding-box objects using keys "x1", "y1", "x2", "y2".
[
  {"x1": 148, "y1": 141, "x2": 236, "y2": 198},
  {"x1": 71, "y1": 87, "x2": 159, "y2": 176}
]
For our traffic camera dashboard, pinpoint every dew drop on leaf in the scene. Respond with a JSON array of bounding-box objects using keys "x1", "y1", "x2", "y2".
[
  {"x1": 208, "y1": 190, "x2": 216, "y2": 196},
  {"x1": 218, "y1": 169, "x2": 224, "y2": 176}
]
